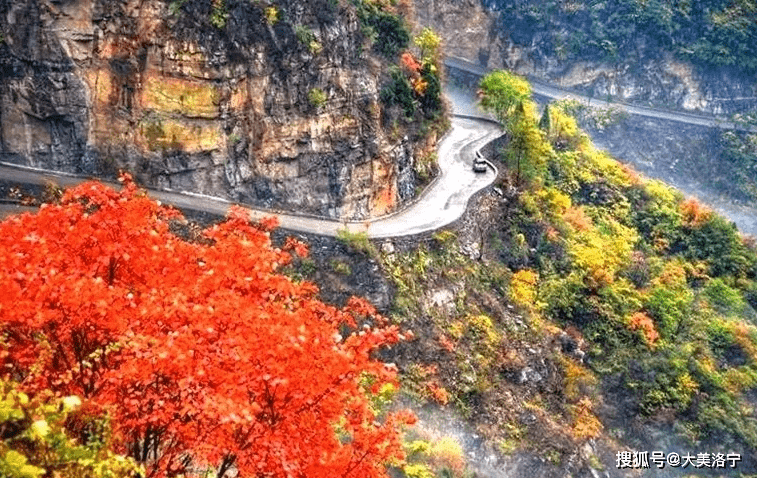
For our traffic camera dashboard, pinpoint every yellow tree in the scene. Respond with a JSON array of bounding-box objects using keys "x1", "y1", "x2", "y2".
[
  {"x1": 479, "y1": 71, "x2": 548, "y2": 185},
  {"x1": 478, "y1": 70, "x2": 531, "y2": 127},
  {"x1": 414, "y1": 27, "x2": 441, "y2": 63}
]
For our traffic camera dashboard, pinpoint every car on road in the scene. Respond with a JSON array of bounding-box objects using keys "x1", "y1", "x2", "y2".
[{"x1": 473, "y1": 151, "x2": 488, "y2": 173}]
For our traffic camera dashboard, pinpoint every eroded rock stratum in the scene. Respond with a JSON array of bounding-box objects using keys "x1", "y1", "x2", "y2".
[
  {"x1": 416, "y1": 0, "x2": 757, "y2": 116},
  {"x1": 0, "y1": 0, "x2": 419, "y2": 219}
]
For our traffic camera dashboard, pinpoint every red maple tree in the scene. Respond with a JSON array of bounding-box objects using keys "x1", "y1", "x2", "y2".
[{"x1": 0, "y1": 175, "x2": 413, "y2": 478}]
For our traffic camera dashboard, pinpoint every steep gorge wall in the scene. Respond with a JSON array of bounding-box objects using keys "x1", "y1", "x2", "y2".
[
  {"x1": 0, "y1": 0, "x2": 418, "y2": 219},
  {"x1": 416, "y1": 0, "x2": 757, "y2": 116}
]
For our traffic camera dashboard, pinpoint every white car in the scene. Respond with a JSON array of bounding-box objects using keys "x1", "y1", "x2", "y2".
[{"x1": 473, "y1": 151, "x2": 488, "y2": 173}]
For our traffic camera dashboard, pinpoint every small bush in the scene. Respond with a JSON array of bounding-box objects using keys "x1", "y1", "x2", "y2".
[
  {"x1": 295, "y1": 25, "x2": 322, "y2": 54},
  {"x1": 210, "y1": 0, "x2": 228, "y2": 29},
  {"x1": 168, "y1": 0, "x2": 186, "y2": 16},
  {"x1": 644, "y1": 285, "x2": 693, "y2": 340},
  {"x1": 705, "y1": 278, "x2": 746, "y2": 316},
  {"x1": 336, "y1": 229, "x2": 379, "y2": 259},
  {"x1": 354, "y1": 1, "x2": 410, "y2": 59},
  {"x1": 415, "y1": 151, "x2": 437, "y2": 182},
  {"x1": 330, "y1": 259, "x2": 351, "y2": 275},
  {"x1": 427, "y1": 437, "x2": 465, "y2": 477},
  {"x1": 264, "y1": 5, "x2": 279, "y2": 25},
  {"x1": 419, "y1": 63, "x2": 442, "y2": 116},
  {"x1": 570, "y1": 397, "x2": 603, "y2": 439},
  {"x1": 627, "y1": 311, "x2": 659, "y2": 347},
  {"x1": 414, "y1": 27, "x2": 441, "y2": 61},
  {"x1": 307, "y1": 88, "x2": 327, "y2": 108},
  {"x1": 381, "y1": 66, "x2": 415, "y2": 117},
  {"x1": 298, "y1": 257, "x2": 317, "y2": 277},
  {"x1": 403, "y1": 463, "x2": 434, "y2": 478},
  {"x1": 308, "y1": 40, "x2": 323, "y2": 55},
  {"x1": 678, "y1": 214, "x2": 756, "y2": 278},
  {"x1": 509, "y1": 269, "x2": 539, "y2": 308},
  {"x1": 295, "y1": 25, "x2": 315, "y2": 44}
]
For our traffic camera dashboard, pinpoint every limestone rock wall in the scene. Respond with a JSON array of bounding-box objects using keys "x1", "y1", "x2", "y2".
[
  {"x1": 0, "y1": 0, "x2": 417, "y2": 219},
  {"x1": 415, "y1": 0, "x2": 757, "y2": 116}
]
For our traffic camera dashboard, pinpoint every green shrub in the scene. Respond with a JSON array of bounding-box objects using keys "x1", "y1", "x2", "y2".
[
  {"x1": 696, "y1": 392, "x2": 757, "y2": 448},
  {"x1": 381, "y1": 66, "x2": 415, "y2": 117},
  {"x1": 539, "y1": 105, "x2": 551, "y2": 132},
  {"x1": 330, "y1": 259, "x2": 352, "y2": 275},
  {"x1": 295, "y1": 25, "x2": 323, "y2": 54},
  {"x1": 644, "y1": 285, "x2": 693, "y2": 340},
  {"x1": 168, "y1": 0, "x2": 186, "y2": 16},
  {"x1": 308, "y1": 88, "x2": 327, "y2": 108},
  {"x1": 419, "y1": 63, "x2": 442, "y2": 116},
  {"x1": 264, "y1": 5, "x2": 279, "y2": 25},
  {"x1": 707, "y1": 319, "x2": 736, "y2": 358},
  {"x1": 336, "y1": 229, "x2": 379, "y2": 259},
  {"x1": 678, "y1": 214, "x2": 756, "y2": 278},
  {"x1": 629, "y1": 182, "x2": 683, "y2": 248},
  {"x1": 353, "y1": 0, "x2": 410, "y2": 58},
  {"x1": 713, "y1": 131, "x2": 757, "y2": 202},
  {"x1": 540, "y1": 273, "x2": 596, "y2": 325},
  {"x1": 210, "y1": 0, "x2": 228, "y2": 29},
  {"x1": 704, "y1": 278, "x2": 747, "y2": 317},
  {"x1": 295, "y1": 25, "x2": 314, "y2": 44},
  {"x1": 744, "y1": 281, "x2": 757, "y2": 311}
]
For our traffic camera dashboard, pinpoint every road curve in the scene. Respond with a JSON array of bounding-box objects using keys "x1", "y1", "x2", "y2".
[
  {"x1": 445, "y1": 56, "x2": 757, "y2": 133},
  {"x1": 0, "y1": 116, "x2": 501, "y2": 238}
]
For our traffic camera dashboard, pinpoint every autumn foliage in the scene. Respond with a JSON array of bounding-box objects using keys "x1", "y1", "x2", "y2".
[
  {"x1": 680, "y1": 198, "x2": 712, "y2": 227},
  {"x1": 0, "y1": 175, "x2": 413, "y2": 478},
  {"x1": 400, "y1": 52, "x2": 421, "y2": 75},
  {"x1": 627, "y1": 312, "x2": 660, "y2": 347}
]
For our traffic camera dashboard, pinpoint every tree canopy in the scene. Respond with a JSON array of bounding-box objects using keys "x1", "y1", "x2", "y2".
[
  {"x1": 479, "y1": 70, "x2": 548, "y2": 185},
  {"x1": 478, "y1": 70, "x2": 532, "y2": 127},
  {"x1": 0, "y1": 378, "x2": 138, "y2": 478},
  {"x1": 0, "y1": 175, "x2": 413, "y2": 478},
  {"x1": 491, "y1": 0, "x2": 757, "y2": 74}
]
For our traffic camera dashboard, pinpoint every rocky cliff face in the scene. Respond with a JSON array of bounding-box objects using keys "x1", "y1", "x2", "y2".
[
  {"x1": 416, "y1": 0, "x2": 757, "y2": 116},
  {"x1": 0, "y1": 0, "x2": 420, "y2": 219}
]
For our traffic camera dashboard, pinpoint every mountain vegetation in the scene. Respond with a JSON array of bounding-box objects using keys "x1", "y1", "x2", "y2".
[
  {"x1": 3, "y1": 0, "x2": 757, "y2": 475},
  {"x1": 4, "y1": 68, "x2": 756, "y2": 478},
  {"x1": 480, "y1": 69, "x2": 757, "y2": 453},
  {"x1": 713, "y1": 130, "x2": 757, "y2": 202},
  {"x1": 0, "y1": 379, "x2": 138, "y2": 478},
  {"x1": 300, "y1": 69, "x2": 755, "y2": 475},
  {"x1": 0, "y1": 176, "x2": 415, "y2": 477},
  {"x1": 487, "y1": 0, "x2": 757, "y2": 74}
]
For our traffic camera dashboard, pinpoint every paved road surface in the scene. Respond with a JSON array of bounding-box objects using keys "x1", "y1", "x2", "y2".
[{"x1": 0, "y1": 116, "x2": 501, "y2": 238}]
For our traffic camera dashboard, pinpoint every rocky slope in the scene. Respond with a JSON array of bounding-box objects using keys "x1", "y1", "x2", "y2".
[
  {"x1": 416, "y1": 0, "x2": 757, "y2": 116},
  {"x1": 290, "y1": 95, "x2": 757, "y2": 477},
  {"x1": 0, "y1": 0, "x2": 426, "y2": 219}
]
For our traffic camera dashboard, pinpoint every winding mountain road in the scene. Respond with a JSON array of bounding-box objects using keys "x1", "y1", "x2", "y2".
[
  {"x1": 445, "y1": 56, "x2": 757, "y2": 133},
  {"x1": 0, "y1": 116, "x2": 502, "y2": 238}
]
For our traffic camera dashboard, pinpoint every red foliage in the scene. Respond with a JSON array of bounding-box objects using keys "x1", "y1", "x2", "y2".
[
  {"x1": 0, "y1": 175, "x2": 412, "y2": 478},
  {"x1": 425, "y1": 382, "x2": 450, "y2": 406},
  {"x1": 628, "y1": 312, "x2": 660, "y2": 347},
  {"x1": 680, "y1": 198, "x2": 712, "y2": 227},
  {"x1": 400, "y1": 52, "x2": 421, "y2": 75},
  {"x1": 438, "y1": 334, "x2": 456, "y2": 352}
]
